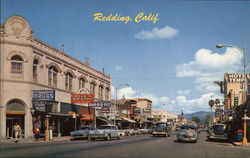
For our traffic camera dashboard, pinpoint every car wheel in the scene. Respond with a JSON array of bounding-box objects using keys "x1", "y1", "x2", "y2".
[
  {"x1": 106, "y1": 134, "x2": 110, "y2": 141},
  {"x1": 117, "y1": 135, "x2": 122, "y2": 140},
  {"x1": 90, "y1": 138, "x2": 95, "y2": 141}
]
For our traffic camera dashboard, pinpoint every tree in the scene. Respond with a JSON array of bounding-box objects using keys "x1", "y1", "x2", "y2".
[
  {"x1": 205, "y1": 114, "x2": 211, "y2": 125},
  {"x1": 192, "y1": 116, "x2": 200, "y2": 124}
]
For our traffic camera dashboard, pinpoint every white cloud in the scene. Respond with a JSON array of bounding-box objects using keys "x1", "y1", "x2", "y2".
[
  {"x1": 134, "y1": 25, "x2": 179, "y2": 40},
  {"x1": 177, "y1": 89, "x2": 191, "y2": 95},
  {"x1": 176, "y1": 47, "x2": 243, "y2": 79},
  {"x1": 115, "y1": 65, "x2": 123, "y2": 71},
  {"x1": 196, "y1": 83, "x2": 220, "y2": 92},
  {"x1": 111, "y1": 86, "x2": 222, "y2": 114}
]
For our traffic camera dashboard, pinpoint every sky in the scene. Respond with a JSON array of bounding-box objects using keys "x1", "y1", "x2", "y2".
[{"x1": 1, "y1": 0, "x2": 250, "y2": 114}]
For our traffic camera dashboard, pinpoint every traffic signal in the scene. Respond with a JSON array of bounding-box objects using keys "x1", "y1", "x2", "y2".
[
  {"x1": 234, "y1": 97, "x2": 238, "y2": 106},
  {"x1": 45, "y1": 103, "x2": 53, "y2": 113}
]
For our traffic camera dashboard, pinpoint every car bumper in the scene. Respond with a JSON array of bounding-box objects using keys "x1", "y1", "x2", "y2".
[
  {"x1": 208, "y1": 135, "x2": 228, "y2": 140},
  {"x1": 177, "y1": 136, "x2": 197, "y2": 142},
  {"x1": 152, "y1": 132, "x2": 167, "y2": 135}
]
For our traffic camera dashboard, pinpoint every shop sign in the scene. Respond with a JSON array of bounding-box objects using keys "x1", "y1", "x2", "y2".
[
  {"x1": 248, "y1": 79, "x2": 250, "y2": 94},
  {"x1": 33, "y1": 102, "x2": 46, "y2": 112},
  {"x1": 71, "y1": 94, "x2": 94, "y2": 103},
  {"x1": 32, "y1": 90, "x2": 55, "y2": 101},
  {"x1": 224, "y1": 109, "x2": 233, "y2": 114},
  {"x1": 89, "y1": 101, "x2": 112, "y2": 107},
  {"x1": 101, "y1": 107, "x2": 110, "y2": 113}
]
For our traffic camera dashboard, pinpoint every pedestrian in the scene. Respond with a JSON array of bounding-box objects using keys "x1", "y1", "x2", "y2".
[
  {"x1": 34, "y1": 126, "x2": 40, "y2": 142},
  {"x1": 12, "y1": 122, "x2": 21, "y2": 143}
]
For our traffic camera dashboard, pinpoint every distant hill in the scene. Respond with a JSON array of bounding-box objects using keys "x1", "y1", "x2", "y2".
[{"x1": 181, "y1": 111, "x2": 214, "y2": 123}]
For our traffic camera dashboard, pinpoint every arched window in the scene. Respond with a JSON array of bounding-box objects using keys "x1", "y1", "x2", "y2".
[
  {"x1": 33, "y1": 59, "x2": 39, "y2": 82},
  {"x1": 79, "y1": 77, "x2": 86, "y2": 89},
  {"x1": 48, "y1": 66, "x2": 58, "y2": 87},
  {"x1": 65, "y1": 72, "x2": 73, "y2": 91},
  {"x1": 11, "y1": 55, "x2": 23, "y2": 76},
  {"x1": 98, "y1": 85, "x2": 104, "y2": 100},
  {"x1": 90, "y1": 82, "x2": 96, "y2": 97},
  {"x1": 105, "y1": 88, "x2": 110, "y2": 100}
]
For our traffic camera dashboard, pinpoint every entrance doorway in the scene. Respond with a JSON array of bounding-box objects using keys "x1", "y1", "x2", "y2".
[{"x1": 6, "y1": 114, "x2": 25, "y2": 138}]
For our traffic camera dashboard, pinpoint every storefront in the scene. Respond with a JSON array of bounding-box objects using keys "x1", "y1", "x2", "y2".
[{"x1": 5, "y1": 99, "x2": 26, "y2": 138}]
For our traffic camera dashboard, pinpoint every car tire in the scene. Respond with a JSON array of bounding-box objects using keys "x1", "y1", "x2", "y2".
[
  {"x1": 90, "y1": 138, "x2": 95, "y2": 141},
  {"x1": 106, "y1": 135, "x2": 110, "y2": 141},
  {"x1": 117, "y1": 135, "x2": 122, "y2": 140}
]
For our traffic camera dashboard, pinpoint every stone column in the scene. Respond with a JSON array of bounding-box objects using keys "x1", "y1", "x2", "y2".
[{"x1": 0, "y1": 106, "x2": 6, "y2": 138}]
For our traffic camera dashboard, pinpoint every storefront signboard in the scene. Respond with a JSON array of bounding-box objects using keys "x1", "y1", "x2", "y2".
[
  {"x1": 32, "y1": 90, "x2": 55, "y2": 101},
  {"x1": 71, "y1": 94, "x2": 94, "y2": 103}
]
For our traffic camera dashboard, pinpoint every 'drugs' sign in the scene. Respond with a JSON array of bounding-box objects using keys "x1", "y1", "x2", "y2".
[{"x1": 32, "y1": 90, "x2": 55, "y2": 101}]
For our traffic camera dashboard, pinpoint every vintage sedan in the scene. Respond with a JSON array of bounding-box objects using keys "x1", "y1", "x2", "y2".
[
  {"x1": 208, "y1": 124, "x2": 228, "y2": 141},
  {"x1": 70, "y1": 126, "x2": 95, "y2": 140},
  {"x1": 90, "y1": 125, "x2": 124, "y2": 141},
  {"x1": 177, "y1": 125, "x2": 198, "y2": 143}
]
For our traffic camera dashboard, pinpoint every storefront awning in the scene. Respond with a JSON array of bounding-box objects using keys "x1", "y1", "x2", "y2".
[
  {"x1": 97, "y1": 116, "x2": 111, "y2": 124},
  {"x1": 48, "y1": 112, "x2": 69, "y2": 117},
  {"x1": 122, "y1": 117, "x2": 136, "y2": 123}
]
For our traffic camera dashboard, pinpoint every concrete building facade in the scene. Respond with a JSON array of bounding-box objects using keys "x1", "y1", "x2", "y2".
[{"x1": 0, "y1": 15, "x2": 111, "y2": 138}]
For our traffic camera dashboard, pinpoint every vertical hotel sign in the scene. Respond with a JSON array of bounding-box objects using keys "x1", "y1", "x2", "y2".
[
  {"x1": 71, "y1": 94, "x2": 94, "y2": 104},
  {"x1": 248, "y1": 79, "x2": 250, "y2": 95}
]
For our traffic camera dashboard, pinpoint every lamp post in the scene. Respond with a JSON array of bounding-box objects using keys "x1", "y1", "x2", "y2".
[
  {"x1": 114, "y1": 83, "x2": 130, "y2": 125},
  {"x1": 216, "y1": 44, "x2": 248, "y2": 146}
]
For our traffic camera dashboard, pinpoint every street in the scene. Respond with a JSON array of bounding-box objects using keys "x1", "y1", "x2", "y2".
[{"x1": 1, "y1": 132, "x2": 249, "y2": 158}]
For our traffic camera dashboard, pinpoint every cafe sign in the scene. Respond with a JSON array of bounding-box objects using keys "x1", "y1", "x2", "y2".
[{"x1": 71, "y1": 93, "x2": 94, "y2": 103}]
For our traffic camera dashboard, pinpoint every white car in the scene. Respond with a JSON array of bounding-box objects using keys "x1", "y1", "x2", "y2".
[
  {"x1": 70, "y1": 126, "x2": 95, "y2": 140},
  {"x1": 90, "y1": 125, "x2": 124, "y2": 141}
]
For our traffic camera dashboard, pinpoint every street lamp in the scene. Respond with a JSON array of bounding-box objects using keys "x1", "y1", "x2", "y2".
[
  {"x1": 216, "y1": 43, "x2": 248, "y2": 146},
  {"x1": 114, "y1": 83, "x2": 130, "y2": 125}
]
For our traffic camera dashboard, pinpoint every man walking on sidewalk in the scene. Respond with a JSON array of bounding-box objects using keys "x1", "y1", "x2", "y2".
[{"x1": 12, "y1": 122, "x2": 21, "y2": 143}]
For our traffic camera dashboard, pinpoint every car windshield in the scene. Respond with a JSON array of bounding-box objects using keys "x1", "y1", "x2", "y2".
[
  {"x1": 80, "y1": 127, "x2": 90, "y2": 130},
  {"x1": 213, "y1": 125, "x2": 225, "y2": 131},
  {"x1": 155, "y1": 126, "x2": 166, "y2": 130},
  {"x1": 97, "y1": 126, "x2": 112, "y2": 129},
  {"x1": 180, "y1": 125, "x2": 196, "y2": 130}
]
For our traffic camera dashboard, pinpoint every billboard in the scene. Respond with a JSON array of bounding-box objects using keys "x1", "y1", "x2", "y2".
[
  {"x1": 71, "y1": 93, "x2": 94, "y2": 103},
  {"x1": 32, "y1": 90, "x2": 55, "y2": 101}
]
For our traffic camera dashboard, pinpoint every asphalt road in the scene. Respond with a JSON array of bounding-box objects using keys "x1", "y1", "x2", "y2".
[{"x1": 1, "y1": 132, "x2": 250, "y2": 158}]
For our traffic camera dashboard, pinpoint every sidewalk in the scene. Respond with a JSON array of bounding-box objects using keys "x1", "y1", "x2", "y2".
[
  {"x1": 231, "y1": 141, "x2": 250, "y2": 148},
  {"x1": 0, "y1": 136, "x2": 71, "y2": 144}
]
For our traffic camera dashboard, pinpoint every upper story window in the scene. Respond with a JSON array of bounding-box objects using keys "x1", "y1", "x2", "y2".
[
  {"x1": 48, "y1": 66, "x2": 58, "y2": 87},
  {"x1": 105, "y1": 88, "x2": 110, "y2": 100},
  {"x1": 11, "y1": 55, "x2": 23, "y2": 75},
  {"x1": 65, "y1": 72, "x2": 73, "y2": 91},
  {"x1": 98, "y1": 85, "x2": 104, "y2": 100},
  {"x1": 79, "y1": 77, "x2": 86, "y2": 89},
  {"x1": 33, "y1": 59, "x2": 39, "y2": 82},
  {"x1": 90, "y1": 82, "x2": 96, "y2": 97}
]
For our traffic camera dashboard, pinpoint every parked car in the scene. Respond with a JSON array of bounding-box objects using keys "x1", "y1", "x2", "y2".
[
  {"x1": 133, "y1": 128, "x2": 141, "y2": 135},
  {"x1": 147, "y1": 127, "x2": 154, "y2": 134},
  {"x1": 122, "y1": 127, "x2": 135, "y2": 136},
  {"x1": 70, "y1": 126, "x2": 95, "y2": 140},
  {"x1": 152, "y1": 125, "x2": 171, "y2": 137},
  {"x1": 207, "y1": 124, "x2": 228, "y2": 141},
  {"x1": 90, "y1": 125, "x2": 124, "y2": 141},
  {"x1": 177, "y1": 125, "x2": 198, "y2": 143},
  {"x1": 139, "y1": 127, "x2": 148, "y2": 134}
]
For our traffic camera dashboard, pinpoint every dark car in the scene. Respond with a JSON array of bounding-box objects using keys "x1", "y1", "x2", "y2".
[
  {"x1": 208, "y1": 124, "x2": 228, "y2": 141},
  {"x1": 152, "y1": 124, "x2": 171, "y2": 137}
]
